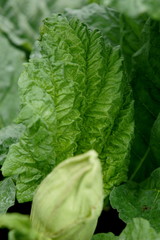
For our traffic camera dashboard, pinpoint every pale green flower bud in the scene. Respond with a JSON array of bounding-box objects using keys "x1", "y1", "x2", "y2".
[{"x1": 30, "y1": 150, "x2": 104, "y2": 240}]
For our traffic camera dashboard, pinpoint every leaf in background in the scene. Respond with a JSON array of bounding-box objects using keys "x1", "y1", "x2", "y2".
[
  {"x1": 92, "y1": 218, "x2": 160, "y2": 240},
  {"x1": 119, "y1": 15, "x2": 147, "y2": 78},
  {"x1": 2, "y1": 14, "x2": 134, "y2": 202},
  {"x1": 0, "y1": 0, "x2": 88, "y2": 52},
  {"x1": 119, "y1": 218, "x2": 160, "y2": 240},
  {"x1": 51, "y1": 0, "x2": 88, "y2": 12},
  {"x1": 0, "y1": 178, "x2": 16, "y2": 214},
  {"x1": 0, "y1": 124, "x2": 25, "y2": 166},
  {"x1": 150, "y1": 113, "x2": 160, "y2": 163},
  {"x1": 110, "y1": 168, "x2": 160, "y2": 232},
  {"x1": 0, "y1": 34, "x2": 25, "y2": 128},
  {"x1": 0, "y1": 0, "x2": 52, "y2": 51},
  {"x1": 128, "y1": 20, "x2": 160, "y2": 181},
  {"x1": 101, "y1": 0, "x2": 160, "y2": 20},
  {"x1": 0, "y1": 213, "x2": 42, "y2": 240},
  {"x1": 65, "y1": 3, "x2": 120, "y2": 46}
]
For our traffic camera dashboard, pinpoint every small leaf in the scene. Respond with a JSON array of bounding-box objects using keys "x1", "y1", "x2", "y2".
[{"x1": 0, "y1": 178, "x2": 16, "y2": 214}]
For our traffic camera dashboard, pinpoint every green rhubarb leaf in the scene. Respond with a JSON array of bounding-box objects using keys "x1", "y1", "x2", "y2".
[
  {"x1": 0, "y1": 34, "x2": 25, "y2": 127},
  {"x1": 2, "y1": 14, "x2": 134, "y2": 202},
  {"x1": 102, "y1": 0, "x2": 160, "y2": 20},
  {"x1": 65, "y1": 3, "x2": 120, "y2": 46},
  {"x1": 0, "y1": 178, "x2": 16, "y2": 213},
  {"x1": 110, "y1": 168, "x2": 160, "y2": 232}
]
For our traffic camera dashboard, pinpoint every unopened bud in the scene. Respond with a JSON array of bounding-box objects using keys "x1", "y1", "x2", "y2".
[{"x1": 30, "y1": 150, "x2": 103, "y2": 240}]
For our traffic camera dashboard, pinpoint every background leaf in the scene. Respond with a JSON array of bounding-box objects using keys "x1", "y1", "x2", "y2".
[
  {"x1": 128, "y1": 20, "x2": 160, "y2": 181},
  {"x1": 150, "y1": 114, "x2": 160, "y2": 162},
  {"x1": 92, "y1": 218, "x2": 160, "y2": 240},
  {"x1": 0, "y1": 178, "x2": 16, "y2": 214},
  {"x1": 110, "y1": 168, "x2": 160, "y2": 232},
  {"x1": 101, "y1": 0, "x2": 160, "y2": 20},
  {"x1": 0, "y1": 34, "x2": 25, "y2": 128}
]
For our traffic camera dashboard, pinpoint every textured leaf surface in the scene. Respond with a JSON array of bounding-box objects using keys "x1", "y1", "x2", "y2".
[
  {"x1": 0, "y1": 34, "x2": 25, "y2": 127},
  {"x1": 0, "y1": 124, "x2": 25, "y2": 166},
  {"x1": 65, "y1": 5, "x2": 160, "y2": 182},
  {"x1": 65, "y1": 3, "x2": 120, "y2": 46},
  {"x1": 102, "y1": 0, "x2": 160, "y2": 20},
  {"x1": 110, "y1": 168, "x2": 160, "y2": 232},
  {"x1": 0, "y1": 178, "x2": 16, "y2": 213},
  {"x1": 2, "y1": 14, "x2": 134, "y2": 202}
]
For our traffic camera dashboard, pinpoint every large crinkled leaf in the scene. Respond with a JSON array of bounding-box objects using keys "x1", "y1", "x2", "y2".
[
  {"x1": 102, "y1": 0, "x2": 160, "y2": 20},
  {"x1": 65, "y1": 3, "x2": 120, "y2": 46},
  {"x1": 101, "y1": 82, "x2": 134, "y2": 196},
  {"x1": 110, "y1": 168, "x2": 160, "y2": 232},
  {"x1": 2, "y1": 14, "x2": 134, "y2": 202},
  {"x1": 0, "y1": 34, "x2": 25, "y2": 127},
  {"x1": 0, "y1": 124, "x2": 25, "y2": 166},
  {"x1": 0, "y1": 178, "x2": 16, "y2": 214}
]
